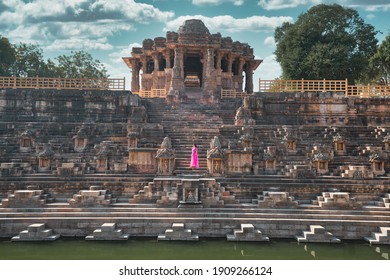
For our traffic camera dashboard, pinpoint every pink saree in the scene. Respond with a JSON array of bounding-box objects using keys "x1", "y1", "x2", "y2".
[{"x1": 190, "y1": 146, "x2": 199, "y2": 169}]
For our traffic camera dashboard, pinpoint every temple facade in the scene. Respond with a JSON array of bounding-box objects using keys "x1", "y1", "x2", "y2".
[{"x1": 123, "y1": 19, "x2": 262, "y2": 97}]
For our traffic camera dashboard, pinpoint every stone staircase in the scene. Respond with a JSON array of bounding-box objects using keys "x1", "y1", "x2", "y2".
[
  {"x1": 11, "y1": 223, "x2": 60, "y2": 242},
  {"x1": 313, "y1": 191, "x2": 361, "y2": 209},
  {"x1": 144, "y1": 97, "x2": 237, "y2": 174},
  {"x1": 295, "y1": 225, "x2": 340, "y2": 243},
  {"x1": 157, "y1": 223, "x2": 199, "y2": 241},
  {"x1": 364, "y1": 227, "x2": 390, "y2": 245},
  {"x1": 374, "y1": 193, "x2": 390, "y2": 208},
  {"x1": 85, "y1": 223, "x2": 129, "y2": 241},
  {"x1": 1, "y1": 186, "x2": 55, "y2": 208},
  {"x1": 226, "y1": 223, "x2": 269, "y2": 242},
  {"x1": 68, "y1": 185, "x2": 116, "y2": 207}
]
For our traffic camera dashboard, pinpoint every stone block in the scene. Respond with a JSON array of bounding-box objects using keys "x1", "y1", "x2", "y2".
[
  {"x1": 101, "y1": 223, "x2": 116, "y2": 232},
  {"x1": 79, "y1": 190, "x2": 101, "y2": 197},
  {"x1": 172, "y1": 223, "x2": 184, "y2": 230},
  {"x1": 28, "y1": 223, "x2": 46, "y2": 233}
]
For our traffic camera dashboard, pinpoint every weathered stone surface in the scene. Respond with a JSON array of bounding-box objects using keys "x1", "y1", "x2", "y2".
[
  {"x1": 295, "y1": 225, "x2": 340, "y2": 243},
  {"x1": 85, "y1": 223, "x2": 129, "y2": 241},
  {"x1": 11, "y1": 223, "x2": 60, "y2": 242},
  {"x1": 158, "y1": 223, "x2": 199, "y2": 241}
]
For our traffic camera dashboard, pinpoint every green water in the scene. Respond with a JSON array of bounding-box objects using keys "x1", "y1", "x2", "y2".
[{"x1": 1, "y1": 239, "x2": 389, "y2": 260}]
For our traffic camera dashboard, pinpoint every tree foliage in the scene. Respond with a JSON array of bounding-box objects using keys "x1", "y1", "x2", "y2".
[
  {"x1": 369, "y1": 34, "x2": 390, "y2": 85},
  {"x1": 274, "y1": 4, "x2": 378, "y2": 84},
  {"x1": 11, "y1": 43, "x2": 52, "y2": 77},
  {"x1": 0, "y1": 38, "x2": 107, "y2": 79},
  {"x1": 0, "y1": 35, "x2": 15, "y2": 76},
  {"x1": 55, "y1": 51, "x2": 107, "y2": 79}
]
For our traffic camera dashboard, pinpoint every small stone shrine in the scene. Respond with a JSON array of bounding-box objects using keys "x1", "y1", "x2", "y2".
[
  {"x1": 85, "y1": 223, "x2": 129, "y2": 241},
  {"x1": 226, "y1": 224, "x2": 269, "y2": 242},
  {"x1": 295, "y1": 225, "x2": 340, "y2": 243},
  {"x1": 158, "y1": 223, "x2": 199, "y2": 241},
  {"x1": 11, "y1": 223, "x2": 60, "y2": 242}
]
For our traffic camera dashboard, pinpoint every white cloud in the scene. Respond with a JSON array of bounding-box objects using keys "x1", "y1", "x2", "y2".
[
  {"x1": 349, "y1": 4, "x2": 390, "y2": 12},
  {"x1": 109, "y1": 43, "x2": 142, "y2": 64},
  {"x1": 0, "y1": 0, "x2": 174, "y2": 51},
  {"x1": 165, "y1": 15, "x2": 293, "y2": 33},
  {"x1": 264, "y1": 36, "x2": 276, "y2": 47},
  {"x1": 46, "y1": 38, "x2": 113, "y2": 51},
  {"x1": 256, "y1": 55, "x2": 281, "y2": 80},
  {"x1": 258, "y1": 0, "x2": 322, "y2": 10},
  {"x1": 257, "y1": 0, "x2": 390, "y2": 11},
  {"x1": 192, "y1": 0, "x2": 244, "y2": 6}
]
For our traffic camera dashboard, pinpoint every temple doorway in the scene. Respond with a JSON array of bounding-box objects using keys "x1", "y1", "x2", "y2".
[{"x1": 184, "y1": 53, "x2": 203, "y2": 87}]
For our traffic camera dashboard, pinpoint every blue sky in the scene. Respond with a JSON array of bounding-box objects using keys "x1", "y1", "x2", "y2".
[{"x1": 0, "y1": 0, "x2": 389, "y2": 90}]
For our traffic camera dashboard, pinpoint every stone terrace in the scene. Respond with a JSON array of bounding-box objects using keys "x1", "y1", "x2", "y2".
[{"x1": 0, "y1": 88, "x2": 389, "y2": 241}]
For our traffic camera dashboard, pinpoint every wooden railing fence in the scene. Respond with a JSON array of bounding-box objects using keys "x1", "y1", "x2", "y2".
[
  {"x1": 0, "y1": 76, "x2": 126, "y2": 90},
  {"x1": 258, "y1": 79, "x2": 390, "y2": 97}
]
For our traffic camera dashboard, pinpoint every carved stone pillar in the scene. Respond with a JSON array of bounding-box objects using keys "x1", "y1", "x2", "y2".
[
  {"x1": 167, "y1": 47, "x2": 185, "y2": 98},
  {"x1": 245, "y1": 61, "x2": 254, "y2": 93},
  {"x1": 131, "y1": 59, "x2": 140, "y2": 93},
  {"x1": 216, "y1": 51, "x2": 221, "y2": 70},
  {"x1": 154, "y1": 54, "x2": 159, "y2": 72},
  {"x1": 203, "y1": 48, "x2": 217, "y2": 96},
  {"x1": 166, "y1": 49, "x2": 171, "y2": 68},
  {"x1": 228, "y1": 53, "x2": 233, "y2": 73},
  {"x1": 238, "y1": 58, "x2": 245, "y2": 92}
]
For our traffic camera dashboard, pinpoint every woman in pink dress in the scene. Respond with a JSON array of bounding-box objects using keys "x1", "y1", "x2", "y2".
[{"x1": 190, "y1": 144, "x2": 199, "y2": 169}]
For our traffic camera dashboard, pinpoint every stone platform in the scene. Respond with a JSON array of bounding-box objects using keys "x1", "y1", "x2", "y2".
[
  {"x1": 1, "y1": 89, "x2": 390, "y2": 241},
  {"x1": 11, "y1": 223, "x2": 60, "y2": 242}
]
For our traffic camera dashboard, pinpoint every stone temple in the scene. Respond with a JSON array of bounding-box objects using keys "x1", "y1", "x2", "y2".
[
  {"x1": 0, "y1": 19, "x2": 390, "y2": 244},
  {"x1": 123, "y1": 19, "x2": 261, "y2": 99}
]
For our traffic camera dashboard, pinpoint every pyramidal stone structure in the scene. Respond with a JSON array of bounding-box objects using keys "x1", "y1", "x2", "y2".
[
  {"x1": 226, "y1": 224, "x2": 269, "y2": 242},
  {"x1": 158, "y1": 223, "x2": 199, "y2": 241},
  {"x1": 85, "y1": 223, "x2": 129, "y2": 241},
  {"x1": 0, "y1": 19, "x2": 390, "y2": 242},
  {"x1": 295, "y1": 225, "x2": 341, "y2": 243},
  {"x1": 11, "y1": 223, "x2": 60, "y2": 242}
]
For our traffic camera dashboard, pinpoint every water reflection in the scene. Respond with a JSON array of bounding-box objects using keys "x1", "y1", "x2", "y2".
[
  {"x1": 375, "y1": 246, "x2": 389, "y2": 260},
  {"x1": 0, "y1": 238, "x2": 389, "y2": 260},
  {"x1": 303, "y1": 244, "x2": 316, "y2": 258}
]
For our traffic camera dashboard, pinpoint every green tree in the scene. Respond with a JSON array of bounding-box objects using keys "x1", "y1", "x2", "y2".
[
  {"x1": 55, "y1": 51, "x2": 108, "y2": 78},
  {"x1": 11, "y1": 43, "x2": 51, "y2": 77},
  {"x1": 0, "y1": 35, "x2": 15, "y2": 76},
  {"x1": 274, "y1": 4, "x2": 378, "y2": 84},
  {"x1": 369, "y1": 34, "x2": 390, "y2": 85}
]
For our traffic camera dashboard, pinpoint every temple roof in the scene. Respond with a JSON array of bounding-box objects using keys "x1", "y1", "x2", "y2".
[{"x1": 178, "y1": 19, "x2": 210, "y2": 36}]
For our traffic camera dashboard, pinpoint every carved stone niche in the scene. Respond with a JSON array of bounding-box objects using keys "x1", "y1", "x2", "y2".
[
  {"x1": 19, "y1": 129, "x2": 34, "y2": 152},
  {"x1": 286, "y1": 139, "x2": 297, "y2": 153},
  {"x1": 369, "y1": 151, "x2": 386, "y2": 176},
  {"x1": 156, "y1": 136, "x2": 175, "y2": 175},
  {"x1": 37, "y1": 144, "x2": 54, "y2": 172},
  {"x1": 73, "y1": 126, "x2": 88, "y2": 152},
  {"x1": 127, "y1": 125, "x2": 140, "y2": 149},
  {"x1": 95, "y1": 143, "x2": 109, "y2": 173},
  {"x1": 178, "y1": 179, "x2": 202, "y2": 208},
  {"x1": 383, "y1": 135, "x2": 390, "y2": 151},
  {"x1": 313, "y1": 153, "x2": 329, "y2": 175},
  {"x1": 207, "y1": 136, "x2": 225, "y2": 176},
  {"x1": 263, "y1": 147, "x2": 277, "y2": 172},
  {"x1": 333, "y1": 133, "x2": 346, "y2": 155},
  {"x1": 239, "y1": 126, "x2": 254, "y2": 150},
  {"x1": 127, "y1": 131, "x2": 139, "y2": 149},
  {"x1": 280, "y1": 126, "x2": 298, "y2": 154}
]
